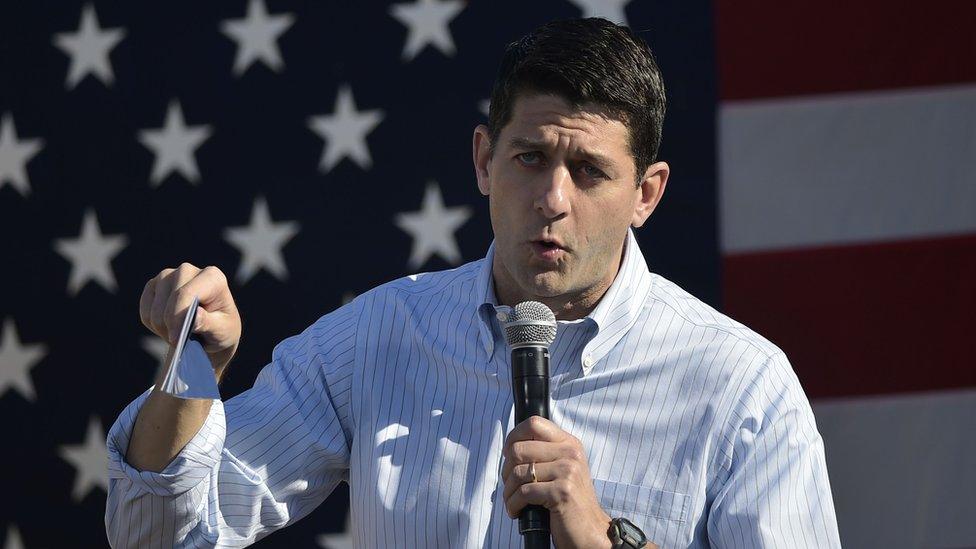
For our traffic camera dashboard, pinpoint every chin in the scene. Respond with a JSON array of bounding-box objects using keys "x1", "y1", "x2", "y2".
[{"x1": 525, "y1": 272, "x2": 567, "y2": 298}]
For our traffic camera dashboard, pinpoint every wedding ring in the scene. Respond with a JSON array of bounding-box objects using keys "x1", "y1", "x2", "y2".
[{"x1": 529, "y1": 462, "x2": 538, "y2": 483}]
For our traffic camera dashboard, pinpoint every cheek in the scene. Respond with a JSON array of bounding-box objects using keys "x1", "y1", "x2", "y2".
[
  {"x1": 487, "y1": 192, "x2": 505, "y2": 226},
  {"x1": 488, "y1": 182, "x2": 523, "y2": 224},
  {"x1": 488, "y1": 192, "x2": 518, "y2": 247},
  {"x1": 576, "y1": 200, "x2": 632, "y2": 253}
]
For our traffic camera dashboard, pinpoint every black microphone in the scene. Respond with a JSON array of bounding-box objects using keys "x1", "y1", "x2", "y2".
[{"x1": 503, "y1": 301, "x2": 557, "y2": 549}]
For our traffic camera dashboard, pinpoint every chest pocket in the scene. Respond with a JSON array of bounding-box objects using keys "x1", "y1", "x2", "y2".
[{"x1": 592, "y1": 477, "x2": 691, "y2": 524}]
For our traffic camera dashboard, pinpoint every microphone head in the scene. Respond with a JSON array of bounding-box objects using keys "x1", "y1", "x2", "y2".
[{"x1": 503, "y1": 301, "x2": 557, "y2": 348}]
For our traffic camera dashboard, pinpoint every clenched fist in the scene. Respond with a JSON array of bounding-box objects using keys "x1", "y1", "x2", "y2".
[{"x1": 139, "y1": 263, "x2": 242, "y2": 375}]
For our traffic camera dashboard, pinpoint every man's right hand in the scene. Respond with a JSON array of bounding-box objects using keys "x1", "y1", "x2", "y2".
[{"x1": 139, "y1": 263, "x2": 242, "y2": 376}]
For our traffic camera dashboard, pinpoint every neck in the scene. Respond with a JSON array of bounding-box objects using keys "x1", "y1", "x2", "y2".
[{"x1": 537, "y1": 280, "x2": 614, "y2": 321}]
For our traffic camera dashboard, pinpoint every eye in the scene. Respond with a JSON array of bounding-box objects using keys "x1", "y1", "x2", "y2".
[
  {"x1": 580, "y1": 163, "x2": 608, "y2": 180},
  {"x1": 516, "y1": 152, "x2": 544, "y2": 166}
]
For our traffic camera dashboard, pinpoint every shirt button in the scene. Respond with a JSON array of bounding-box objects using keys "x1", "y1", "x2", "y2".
[{"x1": 583, "y1": 356, "x2": 593, "y2": 368}]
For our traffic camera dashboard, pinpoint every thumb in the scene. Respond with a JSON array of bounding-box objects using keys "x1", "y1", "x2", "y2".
[
  {"x1": 192, "y1": 306, "x2": 210, "y2": 335},
  {"x1": 191, "y1": 307, "x2": 220, "y2": 352},
  {"x1": 191, "y1": 307, "x2": 234, "y2": 354}
]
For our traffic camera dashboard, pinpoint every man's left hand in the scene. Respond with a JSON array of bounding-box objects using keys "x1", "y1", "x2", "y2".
[{"x1": 501, "y1": 415, "x2": 614, "y2": 549}]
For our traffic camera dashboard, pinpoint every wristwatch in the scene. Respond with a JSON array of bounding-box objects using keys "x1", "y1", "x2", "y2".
[{"x1": 608, "y1": 517, "x2": 648, "y2": 549}]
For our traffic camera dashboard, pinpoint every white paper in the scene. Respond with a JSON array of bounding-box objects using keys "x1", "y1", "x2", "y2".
[{"x1": 159, "y1": 296, "x2": 220, "y2": 400}]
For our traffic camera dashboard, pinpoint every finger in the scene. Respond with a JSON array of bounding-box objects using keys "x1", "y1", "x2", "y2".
[
  {"x1": 170, "y1": 267, "x2": 237, "y2": 350},
  {"x1": 502, "y1": 461, "x2": 558, "y2": 501},
  {"x1": 179, "y1": 266, "x2": 233, "y2": 314},
  {"x1": 505, "y1": 416, "x2": 564, "y2": 446},
  {"x1": 149, "y1": 268, "x2": 177, "y2": 339},
  {"x1": 505, "y1": 479, "x2": 568, "y2": 519},
  {"x1": 164, "y1": 263, "x2": 218, "y2": 338},
  {"x1": 192, "y1": 306, "x2": 209, "y2": 334},
  {"x1": 162, "y1": 264, "x2": 211, "y2": 342},
  {"x1": 189, "y1": 307, "x2": 223, "y2": 353},
  {"x1": 501, "y1": 440, "x2": 569, "y2": 478},
  {"x1": 163, "y1": 287, "x2": 197, "y2": 344},
  {"x1": 157, "y1": 263, "x2": 200, "y2": 342},
  {"x1": 139, "y1": 277, "x2": 157, "y2": 332}
]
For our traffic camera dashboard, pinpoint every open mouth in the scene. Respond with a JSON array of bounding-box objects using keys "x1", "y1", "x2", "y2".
[
  {"x1": 531, "y1": 235, "x2": 565, "y2": 250},
  {"x1": 530, "y1": 239, "x2": 566, "y2": 261}
]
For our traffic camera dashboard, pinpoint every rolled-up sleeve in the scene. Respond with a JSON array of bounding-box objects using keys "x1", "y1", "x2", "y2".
[
  {"x1": 707, "y1": 352, "x2": 841, "y2": 548},
  {"x1": 106, "y1": 387, "x2": 226, "y2": 546},
  {"x1": 106, "y1": 302, "x2": 359, "y2": 548}
]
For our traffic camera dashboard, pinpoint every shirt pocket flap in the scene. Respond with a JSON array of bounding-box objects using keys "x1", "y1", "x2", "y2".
[{"x1": 592, "y1": 477, "x2": 691, "y2": 524}]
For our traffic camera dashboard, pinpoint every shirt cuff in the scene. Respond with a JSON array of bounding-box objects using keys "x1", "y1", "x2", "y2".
[{"x1": 106, "y1": 387, "x2": 226, "y2": 497}]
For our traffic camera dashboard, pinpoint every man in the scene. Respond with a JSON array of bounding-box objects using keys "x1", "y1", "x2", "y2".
[{"x1": 106, "y1": 18, "x2": 841, "y2": 548}]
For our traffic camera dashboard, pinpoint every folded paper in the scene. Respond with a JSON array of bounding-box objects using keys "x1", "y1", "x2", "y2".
[{"x1": 159, "y1": 295, "x2": 220, "y2": 400}]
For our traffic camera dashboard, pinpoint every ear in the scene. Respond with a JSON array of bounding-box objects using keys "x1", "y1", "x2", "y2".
[
  {"x1": 472, "y1": 124, "x2": 492, "y2": 196},
  {"x1": 631, "y1": 161, "x2": 669, "y2": 228}
]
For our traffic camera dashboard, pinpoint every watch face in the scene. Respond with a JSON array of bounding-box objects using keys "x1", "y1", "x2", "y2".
[{"x1": 615, "y1": 518, "x2": 647, "y2": 547}]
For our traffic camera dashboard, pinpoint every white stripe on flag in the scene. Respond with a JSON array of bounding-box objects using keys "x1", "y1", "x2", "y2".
[
  {"x1": 813, "y1": 388, "x2": 976, "y2": 548},
  {"x1": 719, "y1": 84, "x2": 976, "y2": 253}
]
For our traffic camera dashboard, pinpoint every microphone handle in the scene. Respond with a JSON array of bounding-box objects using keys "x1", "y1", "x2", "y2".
[{"x1": 511, "y1": 346, "x2": 551, "y2": 548}]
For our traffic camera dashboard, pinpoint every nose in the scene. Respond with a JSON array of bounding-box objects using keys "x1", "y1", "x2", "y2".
[{"x1": 533, "y1": 166, "x2": 571, "y2": 221}]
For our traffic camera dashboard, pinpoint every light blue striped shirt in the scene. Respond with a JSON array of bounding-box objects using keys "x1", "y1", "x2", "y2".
[{"x1": 106, "y1": 230, "x2": 841, "y2": 548}]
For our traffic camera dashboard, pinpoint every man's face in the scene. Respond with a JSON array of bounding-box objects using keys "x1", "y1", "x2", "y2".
[{"x1": 473, "y1": 93, "x2": 668, "y2": 317}]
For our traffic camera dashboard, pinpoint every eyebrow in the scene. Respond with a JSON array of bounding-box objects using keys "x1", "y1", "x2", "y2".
[
  {"x1": 508, "y1": 137, "x2": 547, "y2": 151},
  {"x1": 507, "y1": 137, "x2": 616, "y2": 172}
]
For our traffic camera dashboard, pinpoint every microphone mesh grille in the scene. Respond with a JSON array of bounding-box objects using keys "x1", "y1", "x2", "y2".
[{"x1": 504, "y1": 301, "x2": 557, "y2": 347}]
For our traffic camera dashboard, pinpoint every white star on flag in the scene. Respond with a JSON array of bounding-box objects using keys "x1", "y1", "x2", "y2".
[
  {"x1": 141, "y1": 336, "x2": 169, "y2": 364},
  {"x1": 54, "y1": 209, "x2": 128, "y2": 296},
  {"x1": 308, "y1": 86, "x2": 384, "y2": 173},
  {"x1": 394, "y1": 181, "x2": 471, "y2": 268},
  {"x1": 59, "y1": 416, "x2": 109, "y2": 501},
  {"x1": 52, "y1": 3, "x2": 126, "y2": 89},
  {"x1": 3, "y1": 525, "x2": 24, "y2": 549},
  {"x1": 224, "y1": 196, "x2": 300, "y2": 284},
  {"x1": 0, "y1": 318, "x2": 47, "y2": 402},
  {"x1": 141, "y1": 336, "x2": 170, "y2": 380},
  {"x1": 389, "y1": 0, "x2": 465, "y2": 61},
  {"x1": 566, "y1": 0, "x2": 631, "y2": 25},
  {"x1": 220, "y1": 0, "x2": 295, "y2": 76},
  {"x1": 0, "y1": 113, "x2": 45, "y2": 197},
  {"x1": 138, "y1": 100, "x2": 213, "y2": 186}
]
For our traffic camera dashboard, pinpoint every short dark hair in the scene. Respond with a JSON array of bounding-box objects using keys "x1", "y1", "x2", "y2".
[{"x1": 487, "y1": 18, "x2": 667, "y2": 181}]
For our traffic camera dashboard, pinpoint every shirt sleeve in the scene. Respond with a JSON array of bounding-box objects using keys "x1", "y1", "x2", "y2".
[
  {"x1": 105, "y1": 302, "x2": 358, "y2": 548},
  {"x1": 706, "y1": 352, "x2": 841, "y2": 549}
]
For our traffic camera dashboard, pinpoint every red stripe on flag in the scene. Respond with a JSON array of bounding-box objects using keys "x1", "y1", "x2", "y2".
[
  {"x1": 723, "y1": 234, "x2": 976, "y2": 399},
  {"x1": 715, "y1": 0, "x2": 976, "y2": 100}
]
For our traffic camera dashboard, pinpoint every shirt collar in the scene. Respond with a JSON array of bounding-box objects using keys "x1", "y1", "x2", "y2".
[
  {"x1": 475, "y1": 241, "x2": 502, "y2": 359},
  {"x1": 475, "y1": 229, "x2": 653, "y2": 374},
  {"x1": 579, "y1": 229, "x2": 654, "y2": 375}
]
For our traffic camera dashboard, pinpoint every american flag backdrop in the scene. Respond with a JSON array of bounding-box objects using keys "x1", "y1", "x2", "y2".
[{"x1": 0, "y1": 0, "x2": 971, "y2": 548}]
